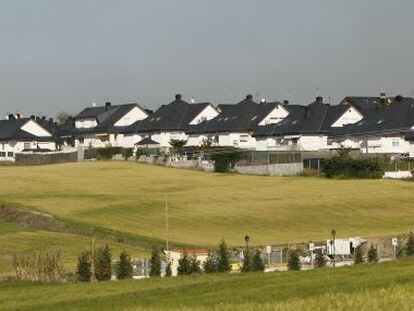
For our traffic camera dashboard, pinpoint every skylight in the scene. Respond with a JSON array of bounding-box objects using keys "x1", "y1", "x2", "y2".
[
  {"x1": 377, "y1": 119, "x2": 384, "y2": 124},
  {"x1": 251, "y1": 116, "x2": 257, "y2": 121}
]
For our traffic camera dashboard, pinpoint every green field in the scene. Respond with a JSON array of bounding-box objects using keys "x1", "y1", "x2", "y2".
[
  {"x1": 1, "y1": 162, "x2": 414, "y2": 248},
  {"x1": 2, "y1": 258, "x2": 414, "y2": 310}
]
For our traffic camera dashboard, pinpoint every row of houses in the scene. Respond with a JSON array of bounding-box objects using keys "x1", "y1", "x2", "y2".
[{"x1": 2, "y1": 93, "x2": 414, "y2": 161}]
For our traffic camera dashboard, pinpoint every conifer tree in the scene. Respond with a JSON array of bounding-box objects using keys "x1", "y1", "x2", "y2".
[
  {"x1": 367, "y1": 245, "x2": 379, "y2": 263},
  {"x1": 406, "y1": 232, "x2": 414, "y2": 256},
  {"x1": 77, "y1": 251, "x2": 92, "y2": 282},
  {"x1": 203, "y1": 251, "x2": 217, "y2": 273},
  {"x1": 241, "y1": 248, "x2": 252, "y2": 273},
  {"x1": 189, "y1": 254, "x2": 202, "y2": 274},
  {"x1": 251, "y1": 250, "x2": 265, "y2": 272},
  {"x1": 115, "y1": 251, "x2": 133, "y2": 280},
  {"x1": 354, "y1": 245, "x2": 364, "y2": 264},
  {"x1": 95, "y1": 244, "x2": 112, "y2": 281},
  {"x1": 216, "y1": 240, "x2": 231, "y2": 273},
  {"x1": 177, "y1": 252, "x2": 191, "y2": 275},
  {"x1": 165, "y1": 260, "x2": 172, "y2": 277},
  {"x1": 287, "y1": 251, "x2": 301, "y2": 271},
  {"x1": 314, "y1": 250, "x2": 326, "y2": 268},
  {"x1": 149, "y1": 247, "x2": 161, "y2": 277}
]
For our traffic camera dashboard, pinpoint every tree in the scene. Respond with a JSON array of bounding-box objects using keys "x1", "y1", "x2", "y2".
[
  {"x1": 165, "y1": 260, "x2": 172, "y2": 277},
  {"x1": 314, "y1": 250, "x2": 327, "y2": 268},
  {"x1": 115, "y1": 251, "x2": 133, "y2": 280},
  {"x1": 94, "y1": 245, "x2": 112, "y2": 281},
  {"x1": 77, "y1": 251, "x2": 92, "y2": 282},
  {"x1": 354, "y1": 245, "x2": 364, "y2": 264},
  {"x1": 189, "y1": 254, "x2": 202, "y2": 274},
  {"x1": 241, "y1": 248, "x2": 252, "y2": 273},
  {"x1": 203, "y1": 251, "x2": 217, "y2": 273},
  {"x1": 56, "y1": 111, "x2": 73, "y2": 124},
  {"x1": 177, "y1": 252, "x2": 191, "y2": 275},
  {"x1": 149, "y1": 248, "x2": 161, "y2": 277},
  {"x1": 216, "y1": 240, "x2": 231, "y2": 272},
  {"x1": 367, "y1": 245, "x2": 379, "y2": 263},
  {"x1": 287, "y1": 251, "x2": 301, "y2": 271},
  {"x1": 251, "y1": 250, "x2": 265, "y2": 272},
  {"x1": 406, "y1": 232, "x2": 414, "y2": 256},
  {"x1": 169, "y1": 139, "x2": 187, "y2": 154}
]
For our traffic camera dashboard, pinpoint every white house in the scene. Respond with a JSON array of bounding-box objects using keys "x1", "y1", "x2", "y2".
[{"x1": 164, "y1": 249, "x2": 209, "y2": 277}]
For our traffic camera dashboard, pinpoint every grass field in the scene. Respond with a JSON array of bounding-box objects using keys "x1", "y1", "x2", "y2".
[
  {"x1": 2, "y1": 258, "x2": 414, "y2": 310},
  {"x1": 0, "y1": 219, "x2": 148, "y2": 277},
  {"x1": 1, "y1": 162, "x2": 414, "y2": 248}
]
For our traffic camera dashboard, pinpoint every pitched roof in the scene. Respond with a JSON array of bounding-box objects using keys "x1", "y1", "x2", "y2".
[
  {"x1": 0, "y1": 118, "x2": 54, "y2": 142},
  {"x1": 188, "y1": 95, "x2": 279, "y2": 134},
  {"x1": 135, "y1": 137, "x2": 160, "y2": 146},
  {"x1": 135, "y1": 94, "x2": 212, "y2": 132}
]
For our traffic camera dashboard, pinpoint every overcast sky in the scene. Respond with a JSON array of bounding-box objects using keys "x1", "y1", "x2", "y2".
[{"x1": 1, "y1": 0, "x2": 414, "y2": 117}]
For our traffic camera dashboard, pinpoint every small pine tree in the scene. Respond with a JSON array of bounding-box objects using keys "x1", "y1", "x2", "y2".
[
  {"x1": 149, "y1": 247, "x2": 161, "y2": 277},
  {"x1": 314, "y1": 250, "x2": 326, "y2": 268},
  {"x1": 94, "y1": 245, "x2": 112, "y2": 281},
  {"x1": 177, "y1": 252, "x2": 191, "y2": 275},
  {"x1": 367, "y1": 245, "x2": 379, "y2": 263},
  {"x1": 165, "y1": 260, "x2": 172, "y2": 277},
  {"x1": 77, "y1": 251, "x2": 92, "y2": 282},
  {"x1": 203, "y1": 251, "x2": 217, "y2": 273},
  {"x1": 354, "y1": 245, "x2": 364, "y2": 264},
  {"x1": 216, "y1": 240, "x2": 231, "y2": 273},
  {"x1": 241, "y1": 248, "x2": 252, "y2": 273},
  {"x1": 287, "y1": 251, "x2": 301, "y2": 271},
  {"x1": 189, "y1": 254, "x2": 202, "y2": 274},
  {"x1": 406, "y1": 232, "x2": 414, "y2": 256},
  {"x1": 251, "y1": 250, "x2": 265, "y2": 272},
  {"x1": 116, "y1": 251, "x2": 133, "y2": 280}
]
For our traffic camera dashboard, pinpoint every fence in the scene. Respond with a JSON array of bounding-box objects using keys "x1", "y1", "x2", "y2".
[{"x1": 238, "y1": 150, "x2": 302, "y2": 166}]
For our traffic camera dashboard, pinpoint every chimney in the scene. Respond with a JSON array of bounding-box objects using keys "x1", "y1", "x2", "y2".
[
  {"x1": 316, "y1": 96, "x2": 323, "y2": 104},
  {"x1": 42, "y1": 116, "x2": 46, "y2": 120},
  {"x1": 175, "y1": 94, "x2": 182, "y2": 100},
  {"x1": 15, "y1": 113, "x2": 21, "y2": 119},
  {"x1": 380, "y1": 92, "x2": 386, "y2": 104},
  {"x1": 8, "y1": 114, "x2": 15, "y2": 120},
  {"x1": 395, "y1": 95, "x2": 403, "y2": 102},
  {"x1": 246, "y1": 94, "x2": 253, "y2": 100},
  {"x1": 49, "y1": 117, "x2": 54, "y2": 123},
  {"x1": 305, "y1": 107, "x2": 311, "y2": 118},
  {"x1": 36, "y1": 116, "x2": 41, "y2": 121},
  {"x1": 105, "y1": 102, "x2": 111, "y2": 111},
  {"x1": 283, "y1": 100, "x2": 289, "y2": 105},
  {"x1": 30, "y1": 115, "x2": 35, "y2": 120}
]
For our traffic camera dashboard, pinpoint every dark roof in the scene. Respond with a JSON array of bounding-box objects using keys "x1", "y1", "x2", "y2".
[
  {"x1": 331, "y1": 97, "x2": 414, "y2": 138},
  {"x1": 135, "y1": 137, "x2": 160, "y2": 146},
  {"x1": 188, "y1": 95, "x2": 279, "y2": 134},
  {"x1": 73, "y1": 103, "x2": 146, "y2": 136},
  {"x1": 0, "y1": 118, "x2": 55, "y2": 142},
  {"x1": 134, "y1": 95, "x2": 212, "y2": 133},
  {"x1": 57, "y1": 118, "x2": 75, "y2": 138}
]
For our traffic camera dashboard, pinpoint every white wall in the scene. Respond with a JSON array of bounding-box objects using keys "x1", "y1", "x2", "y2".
[
  {"x1": 331, "y1": 106, "x2": 363, "y2": 127},
  {"x1": 166, "y1": 251, "x2": 208, "y2": 277},
  {"x1": 0, "y1": 140, "x2": 57, "y2": 162},
  {"x1": 114, "y1": 107, "x2": 148, "y2": 127},
  {"x1": 189, "y1": 105, "x2": 219, "y2": 125},
  {"x1": 150, "y1": 132, "x2": 188, "y2": 147},
  {"x1": 75, "y1": 118, "x2": 97, "y2": 129},
  {"x1": 217, "y1": 132, "x2": 257, "y2": 149},
  {"x1": 21, "y1": 120, "x2": 52, "y2": 137}
]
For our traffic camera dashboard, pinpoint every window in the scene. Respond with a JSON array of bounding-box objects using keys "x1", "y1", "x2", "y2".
[
  {"x1": 0, "y1": 152, "x2": 5, "y2": 157},
  {"x1": 392, "y1": 140, "x2": 400, "y2": 147},
  {"x1": 7, "y1": 152, "x2": 13, "y2": 157},
  {"x1": 327, "y1": 138, "x2": 334, "y2": 146},
  {"x1": 24, "y1": 142, "x2": 31, "y2": 150},
  {"x1": 239, "y1": 135, "x2": 249, "y2": 143}
]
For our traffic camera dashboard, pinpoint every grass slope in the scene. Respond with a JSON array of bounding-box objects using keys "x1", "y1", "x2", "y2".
[
  {"x1": 0, "y1": 220, "x2": 148, "y2": 277},
  {"x1": 0, "y1": 162, "x2": 414, "y2": 247},
  {"x1": 2, "y1": 259, "x2": 414, "y2": 310}
]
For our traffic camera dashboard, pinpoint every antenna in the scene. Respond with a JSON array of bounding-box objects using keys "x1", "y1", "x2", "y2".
[{"x1": 190, "y1": 96, "x2": 195, "y2": 104}]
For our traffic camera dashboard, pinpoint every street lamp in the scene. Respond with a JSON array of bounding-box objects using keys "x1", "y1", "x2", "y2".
[
  {"x1": 331, "y1": 229, "x2": 336, "y2": 267},
  {"x1": 244, "y1": 235, "x2": 250, "y2": 248}
]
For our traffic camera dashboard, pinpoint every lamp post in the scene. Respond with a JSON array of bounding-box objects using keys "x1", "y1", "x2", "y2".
[
  {"x1": 244, "y1": 235, "x2": 250, "y2": 249},
  {"x1": 331, "y1": 229, "x2": 336, "y2": 267}
]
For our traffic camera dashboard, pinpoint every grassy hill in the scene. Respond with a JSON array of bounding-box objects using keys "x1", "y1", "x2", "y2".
[
  {"x1": 0, "y1": 162, "x2": 414, "y2": 247},
  {"x1": 2, "y1": 258, "x2": 414, "y2": 310}
]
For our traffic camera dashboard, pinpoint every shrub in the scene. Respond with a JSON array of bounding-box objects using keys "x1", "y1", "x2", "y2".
[
  {"x1": 165, "y1": 261, "x2": 172, "y2": 277},
  {"x1": 354, "y1": 245, "x2": 364, "y2": 264},
  {"x1": 77, "y1": 251, "x2": 92, "y2": 282},
  {"x1": 287, "y1": 251, "x2": 301, "y2": 271},
  {"x1": 95, "y1": 244, "x2": 112, "y2": 281},
  {"x1": 211, "y1": 150, "x2": 241, "y2": 172},
  {"x1": 216, "y1": 240, "x2": 231, "y2": 272},
  {"x1": 177, "y1": 252, "x2": 191, "y2": 275},
  {"x1": 367, "y1": 245, "x2": 379, "y2": 263},
  {"x1": 122, "y1": 148, "x2": 134, "y2": 160},
  {"x1": 251, "y1": 250, "x2": 265, "y2": 272},
  {"x1": 406, "y1": 232, "x2": 414, "y2": 256},
  {"x1": 241, "y1": 248, "x2": 252, "y2": 273},
  {"x1": 314, "y1": 250, "x2": 327, "y2": 268},
  {"x1": 189, "y1": 254, "x2": 202, "y2": 274},
  {"x1": 203, "y1": 252, "x2": 217, "y2": 273},
  {"x1": 96, "y1": 147, "x2": 122, "y2": 160},
  {"x1": 149, "y1": 248, "x2": 161, "y2": 277},
  {"x1": 116, "y1": 251, "x2": 133, "y2": 280}
]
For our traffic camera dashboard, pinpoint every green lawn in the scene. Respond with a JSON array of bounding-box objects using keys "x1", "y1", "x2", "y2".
[
  {"x1": 0, "y1": 162, "x2": 414, "y2": 247},
  {"x1": 0, "y1": 220, "x2": 148, "y2": 277},
  {"x1": 2, "y1": 258, "x2": 414, "y2": 310}
]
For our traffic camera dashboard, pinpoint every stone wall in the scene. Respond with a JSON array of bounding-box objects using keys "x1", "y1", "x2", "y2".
[{"x1": 235, "y1": 162, "x2": 304, "y2": 176}]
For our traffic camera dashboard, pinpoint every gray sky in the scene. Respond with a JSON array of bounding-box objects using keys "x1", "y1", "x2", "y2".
[{"x1": 1, "y1": 0, "x2": 414, "y2": 117}]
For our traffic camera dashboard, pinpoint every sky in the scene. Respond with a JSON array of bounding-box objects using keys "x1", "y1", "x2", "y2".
[{"x1": 1, "y1": 0, "x2": 414, "y2": 117}]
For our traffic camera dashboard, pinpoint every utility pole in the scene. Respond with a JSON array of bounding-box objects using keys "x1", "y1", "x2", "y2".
[{"x1": 165, "y1": 194, "x2": 169, "y2": 251}]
